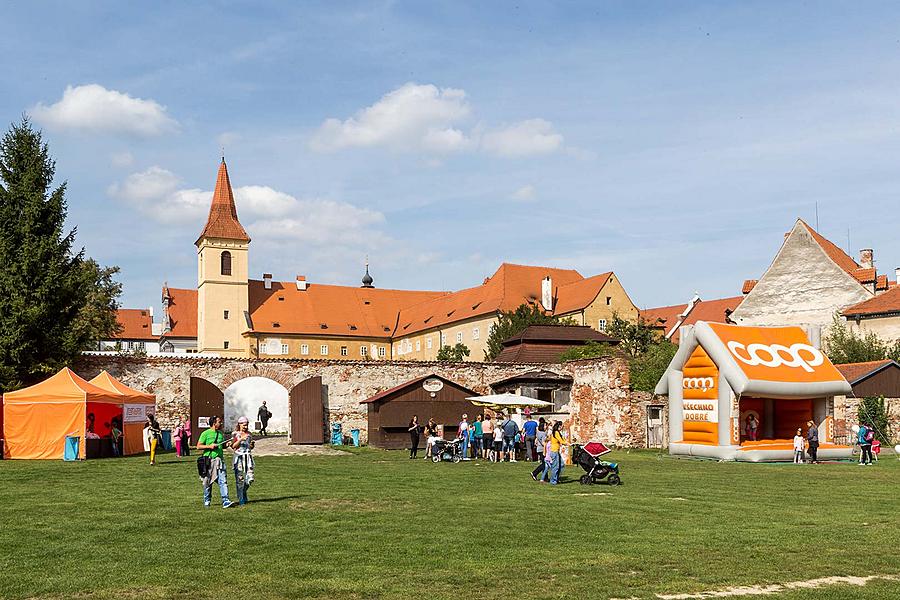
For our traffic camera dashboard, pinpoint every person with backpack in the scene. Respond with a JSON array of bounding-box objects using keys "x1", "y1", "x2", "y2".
[
  {"x1": 196, "y1": 415, "x2": 234, "y2": 508},
  {"x1": 501, "y1": 414, "x2": 520, "y2": 462},
  {"x1": 858, "y1": 422, "x2": 874, "y2": 466}
]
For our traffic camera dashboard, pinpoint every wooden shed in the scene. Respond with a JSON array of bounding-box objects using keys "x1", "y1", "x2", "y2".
[
  {"x1": 362, "y1": 374, "x2": 481, "y2": 449},
  {"x1": 834, "y1": 360, "x2": 900, "y2": 397}
]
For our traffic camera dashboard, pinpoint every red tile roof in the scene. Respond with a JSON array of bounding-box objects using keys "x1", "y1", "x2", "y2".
[
  {"x1": 742, "y1": 279, "x2": 758, "y2": 294},
  {"x1": 494, "y1": 343, "x2": 588, "y2": 363},
  {"x1": 876, "y1": 275, "x2": 889, "y2": 291},
  {"x1": 248, "y1": 279, "x2": 447, "y2": 338},
  {"x1": 502, "y1": 325, "x2": 618, "y2": 345},
  {"x1": 641, "y1": 296, "x2": 743, "y2": 343},
  {"x1": 112, "y1": 309, "x2": 155, "y2": 341},
  {"x1": 800, "y1": 219, "x2": 861, "y2": 276},
  {"x1": 161, "y1": 287, "x2": 198, "y2": 338},
  {"x1": 842, "y1": 285, "x2": 900, "y2": 318},
  {"x1": 196, "y1": 160, "x2": 250, "y2": 244},
  {"x1": 833, "y1": 360, "x2": 896, "y2": 384},
  {"x1": 852, "y1": 268, "x2": 876, "y2": 284},
  {"x1": 395, "y1": 263, "x2": 609, "y2": 336}
]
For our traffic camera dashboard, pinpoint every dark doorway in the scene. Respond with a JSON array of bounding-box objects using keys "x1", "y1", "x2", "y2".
[
  {"x1": 190, "y1": 377, "x2": 224, "y2": 445},
  {"x1": 290, "y1": 376, "x2": 324, "y2": 444}
]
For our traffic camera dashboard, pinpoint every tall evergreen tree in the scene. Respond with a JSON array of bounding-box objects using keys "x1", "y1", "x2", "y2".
[{"x1": 0, "y1": 118, "x2": 121, "y2": 391}]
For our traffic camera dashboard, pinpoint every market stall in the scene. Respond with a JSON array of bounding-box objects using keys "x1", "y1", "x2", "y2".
[
  {"x1": 89, "y1": 371, "x2": 156, "y2": 456},
  {"x1": 655, "y1": 321, "x2": 853, "y2": 462},
  {"x1": 2, "y1": 367, "x2": 122, "y2": 459}
]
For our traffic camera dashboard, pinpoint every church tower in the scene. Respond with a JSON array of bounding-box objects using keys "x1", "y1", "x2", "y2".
[{"x1": 196, "y1": 159, "x2": 250, "y2": 356}]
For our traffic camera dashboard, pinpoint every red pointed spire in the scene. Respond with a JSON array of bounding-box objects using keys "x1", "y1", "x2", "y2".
[{"x1": 195, "y1": 159, "x2": 250, "y2": 245}]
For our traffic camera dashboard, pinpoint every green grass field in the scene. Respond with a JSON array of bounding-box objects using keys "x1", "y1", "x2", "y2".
[{"x1": 1, "y1": 448, "x2": 897, "y2": 599}]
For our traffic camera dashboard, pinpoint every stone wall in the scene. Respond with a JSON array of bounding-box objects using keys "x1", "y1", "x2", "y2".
[
  {"x1": 834, "y1": 395, "x2": 900, "y2": 442},
  {"x1": 75, "y1": 355, "x2": 655, "y2": 448}
]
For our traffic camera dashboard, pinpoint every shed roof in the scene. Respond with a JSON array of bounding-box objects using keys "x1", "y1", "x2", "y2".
[
  {"x1": 361, "y1": 374, "x2": 477, "y2": 404},
  {"x1": 501, "y1": 325, "x2": 618, "y2": 345},
  {"x1": 833, "y1": 360, "x2": 898, "y2": 385}
]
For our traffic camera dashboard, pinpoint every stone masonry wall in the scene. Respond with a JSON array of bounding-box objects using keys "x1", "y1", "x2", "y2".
[{"x1": 75, "y1": 355, "x2": 654, "y2": 448}]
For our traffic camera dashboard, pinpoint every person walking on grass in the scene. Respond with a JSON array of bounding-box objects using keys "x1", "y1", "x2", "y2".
[
  {"x1": 424, "y1": 418, "x2": 438, "y2": 460},
  {"x1": 408, "y1": 415, "x2": 421, "y2": 459},
  {"x1": 531, "y1": 420, "x2": 548, "y2": 480},
  {"x1": 806, "y1": 420, "x2": 819, "y2": 464},
  {"x1": 792, "y1": 428, "x2": 805, "y2": 464},
  {"x1": 522, "y1": 411, "x2": 538, "y2": 461},
  {"x1": 146, "y1": 415, "x2": 162, "y2": 465},
  {"x1": 542, "y1": 421, "x2": 566, "y2": 485},
  {"x1": 481, "y1": 414, "x2": 494, "y2": 460},
  {"x1": 501, "y1": 414, "x2": 519, "y2": 462},
  {"x1": 197, "y1": 416, "x2": 233, "y2": 508},
  {"x1": 231, "y1": 416, "x2": 255, "y2": 506},
  {"x1": 257, "y1": 401, "x2": 272, "y2": 436}
]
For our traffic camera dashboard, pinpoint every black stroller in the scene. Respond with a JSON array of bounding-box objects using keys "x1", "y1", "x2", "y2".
[
  {"x1": 431, "y1": 438, "x2": 463, "y2": 463},
  {"x1": 572, "y1": 441, "x2": 620, "y2": 485}
]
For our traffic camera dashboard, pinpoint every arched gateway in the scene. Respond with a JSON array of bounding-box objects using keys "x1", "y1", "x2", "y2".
[{"x1": 189, "y1": 370, "x2": 325, "y2": 444}]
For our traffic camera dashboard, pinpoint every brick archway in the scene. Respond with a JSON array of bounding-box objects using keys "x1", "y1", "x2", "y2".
[{"x1": 220, "y1": 364, "x2": 296, "y2": 390}]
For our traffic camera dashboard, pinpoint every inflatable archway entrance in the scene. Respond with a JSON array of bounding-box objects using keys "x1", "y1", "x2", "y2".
[{"x1": 655, "y1": 321, "x2": 853, "y2": 462}]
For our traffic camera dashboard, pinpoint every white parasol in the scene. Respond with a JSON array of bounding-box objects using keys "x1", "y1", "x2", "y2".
[{"x1": 466, "y1": 393, "x2": 553, "y2": 409}]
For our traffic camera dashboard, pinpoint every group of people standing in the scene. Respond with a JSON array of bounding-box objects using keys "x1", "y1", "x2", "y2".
[{"x1": 407, "y1": 411, "x2": 571, "y2": 484}]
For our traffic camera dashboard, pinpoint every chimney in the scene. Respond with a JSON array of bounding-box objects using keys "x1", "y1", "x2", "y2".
[
  {"x1": 895, "y1": 267, "x2": 900, "y2": 286},
  {"x1": 296, "y1": 275, "x2": 308, "y2": 291},
  {"x1": 859, "y1": 249, "x2": 874, "y2": 269},
  {"x1": 148, "y1": 306, "x2": 154, "y2": 318},
  {"x1": 541, "y1": 276, "x2": 553, "y2": 312},
  {"x1": 263, "y1": 273, "x2": 273, "y2": 290}
]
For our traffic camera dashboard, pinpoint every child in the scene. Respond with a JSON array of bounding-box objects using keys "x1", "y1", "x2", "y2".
[
  {"x1": 792, "y1": 427, "x2": 805, "y2": 464},
  {"x1": 492, "y1": 422, "x2": 503, "y2": 462}
]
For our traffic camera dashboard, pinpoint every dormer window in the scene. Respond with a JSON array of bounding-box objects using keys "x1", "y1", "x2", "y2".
[
  {"x1": 277, "y1": 296, "x2": 285, "y2": 301},
  {"x1": 349, "y1": 324, "x2": 358, "y2": 331},
  {"x1": 220, "y1": 251, "x2": 232, "y2": 276},
  {"x1": 320, "y1": 323, "x2": 328, "y2": 329},
  {"x1": 272, "y1": 322, "x2": 280, "y2": 328}
]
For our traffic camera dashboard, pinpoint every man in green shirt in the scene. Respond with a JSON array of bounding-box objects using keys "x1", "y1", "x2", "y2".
[{"x1": 196, "y1": 416, "x2": 233, "y2": 508}]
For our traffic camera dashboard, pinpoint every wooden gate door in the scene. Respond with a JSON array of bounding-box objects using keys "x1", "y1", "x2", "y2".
[
  {"x1": 289, "y1": 376, "x2": 324, "y2": 444},
  {"x1": 190, "y1": 377, "x2": 224, "y2": 445}
]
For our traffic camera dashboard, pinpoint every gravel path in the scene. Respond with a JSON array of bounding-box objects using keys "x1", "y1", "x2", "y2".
[{"x1": 249, "y1": 434, "x2": 349, "y2": 457}]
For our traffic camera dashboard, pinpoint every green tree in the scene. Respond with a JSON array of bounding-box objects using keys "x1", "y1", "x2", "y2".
[
  {"x1": 858, "y1": 396, "x2": 892, "y2": 444},
  {"x1": 437, "y1": 343, "x2": 470, "y2": 362},
  {"x1": 629, "y1": 338, "x2": 678, "y2": 393},
  {"x1": 823, "y1": 314, "x2": 900, "y2": 364},
  {"x1": 606, "y1": 314, "x2": 657, "y2": 358},
  {"x1": 0, "y1": 118, "x2": 121, "y2": 391},
  {"x1": 559, "y1": 340, "x2": 616, "y2": 361},
  {"x1": 484, "y1": 303, "x2": 575, "y2": 361}
]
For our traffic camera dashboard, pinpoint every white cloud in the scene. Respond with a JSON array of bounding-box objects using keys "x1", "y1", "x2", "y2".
[
  {"x1": 110, "y1": 151, "x2": 135, "y2": 168},
  {"x1": 510, "y1": 184, "x2": 537, "y2": 201},
  {"x1": 309, "y1": 83, "x2": 472, "y2": 153},
  {"x1": 309, "y1": 83, "x2": 564, "y2": 158},
  {"x1": 30, "y1": 84, "x2": 178, "y2": 137},
  {"x1": 108, "y1": 167, "x2": 391, "y2": 255},
  {"x1": 481, "y1": 119, "x2": 564, "y2": 157},
  {"x1": 217, "y1": 131, "x2": 241, "y2": 149}
]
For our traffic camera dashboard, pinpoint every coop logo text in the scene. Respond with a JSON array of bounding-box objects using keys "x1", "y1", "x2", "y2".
[
  {"x1": 683, "y1": 377, "x2": 715, "y2": 392},
  {"x1": 726, "y1": 341, "x2": 824, "y2": 373}
]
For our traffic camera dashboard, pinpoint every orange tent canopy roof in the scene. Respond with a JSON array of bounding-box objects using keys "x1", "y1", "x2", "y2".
[
  {"x1": 3, "y1": 367, "x2": 122, "y2": 405},
  {"x1": 88, "y1": 371, "x2": 155, "y2": 404}
]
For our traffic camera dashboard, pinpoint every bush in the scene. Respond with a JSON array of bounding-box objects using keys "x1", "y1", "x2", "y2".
[{"x1": 560, "y1": 341, "x2": 616, "y2": 361}]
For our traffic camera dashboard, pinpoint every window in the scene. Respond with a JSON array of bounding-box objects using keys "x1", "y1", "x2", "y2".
[
  {"x1": 223, "y1": 310, "x2": 229, "y2": 320},
  {"x1": 281, "y1": 343, "x2": 289, "y2": 355},
  {"x1": 415, "y1": 340, "x2": 421, "y2": 352},
  {"x1": 301, "y1": 344, "x2": 309, "y2": 355},
  {"x1": 223, "y1": 341, "x2": 229, "y2": 349},
  {"x1": 341, "y1": 346, "x2": 348, "y2": 356},
  {"x1": 220, "y1": 251, "x2": 232, "y2": 276},
  {"x1": 598, "y1": 319, "x2": 607, "y2": 332},
  {"x1": 472, "y1": 327, "x2": 480, "y2": 340},
  {"x1": 606, "y1": 296, "x2": 612, "y2": 306},
  {"x1": 320, "y1": 344, "x2": 328, "y2": 356},
  {"x1": 360, "y1": 346, "x2": 368, "y2": 357},
  {"x1": 378, "y1": 346, "x2": 386, "y2": 358},
  {"x1": 426, "y1": 337, "x2": 433, "y2": 349},
  {"x1": 440, "y1": 332, "x2": 446, "y2": 345},
  {"x1": 122, "y1": 341, "x2": 131, "y2": 351},
  {"x1": 455, "y1": 331, "x2": 463, "y2": 344},
  {"x1": 136, "y1": 342, "x2": 145, "y2": 351}
]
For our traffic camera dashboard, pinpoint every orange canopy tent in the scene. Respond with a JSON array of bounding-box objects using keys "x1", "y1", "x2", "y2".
[
  {"x1": 2, "y1": 368, "x2": 122, "y2": 459},
  {"x1": 88, "y1": 371, "x2": 156, "y2": 456}
]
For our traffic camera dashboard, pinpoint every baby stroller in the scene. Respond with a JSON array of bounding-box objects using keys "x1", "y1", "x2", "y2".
[
  {"x1": 572, "y1": 441, "x2": 620, "y2": 485},
  {"x1": 431, "y1": 438, "x2": 463, "y2": 463}
]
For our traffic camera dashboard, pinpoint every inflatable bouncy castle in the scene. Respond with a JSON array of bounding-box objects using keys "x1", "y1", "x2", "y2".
[{"x1": 655, "y1": 321, "x2": 853, "y2": 462}]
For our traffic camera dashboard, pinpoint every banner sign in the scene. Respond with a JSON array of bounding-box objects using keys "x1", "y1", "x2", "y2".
[{"x1": 123, "y1": 404, "x2": 149, "y2": 423}]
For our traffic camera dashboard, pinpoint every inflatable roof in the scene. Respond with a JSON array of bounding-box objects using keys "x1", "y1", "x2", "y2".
[{"x1": 655, "y1": 321, "x2": 852, "y2": 398}]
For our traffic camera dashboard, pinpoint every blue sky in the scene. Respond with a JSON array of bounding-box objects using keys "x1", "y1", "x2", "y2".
[{"x1": 3, "y1": 2, "x2": 900, "y2": 311}]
